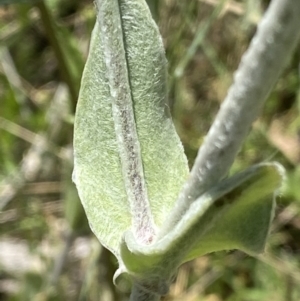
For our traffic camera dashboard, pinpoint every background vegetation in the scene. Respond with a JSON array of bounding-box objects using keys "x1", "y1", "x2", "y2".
[{"x1": 1, "y1": 0, "x2": 300, "y2": 300}]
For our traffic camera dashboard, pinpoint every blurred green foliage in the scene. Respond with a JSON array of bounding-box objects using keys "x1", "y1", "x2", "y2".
[{"x1": 0, "y1": 0, "x2": 300, "y2": 300}]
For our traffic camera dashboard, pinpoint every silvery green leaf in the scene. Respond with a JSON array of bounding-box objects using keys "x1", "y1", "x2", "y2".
[
  {"x1": 119, "y1": 163, "x2": 284, "y2": 289},
  {"x1": 184, "y1": 163, "x2": 284, "y2": 261},
  {"x1": 73, "y1": 0, "x2": 188, "y2": 257}
]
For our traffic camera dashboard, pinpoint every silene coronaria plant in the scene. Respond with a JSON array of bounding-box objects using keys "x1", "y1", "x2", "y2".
[{"x1": 73, "y1": 0, "x2": 300, "y2": 300}]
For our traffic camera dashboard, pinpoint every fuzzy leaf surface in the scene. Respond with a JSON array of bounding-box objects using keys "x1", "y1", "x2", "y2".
[
  {"x1": 73, "y1": 0, "x2": 188, "y2": 257},
  {"x1": 120, "y1": 163, "x2": 284, "y2": 288}
]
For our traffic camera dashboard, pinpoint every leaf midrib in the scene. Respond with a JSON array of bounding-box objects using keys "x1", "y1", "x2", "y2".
[{"x1": 95, "y1": 0, "x2": 156, "y2": 244}]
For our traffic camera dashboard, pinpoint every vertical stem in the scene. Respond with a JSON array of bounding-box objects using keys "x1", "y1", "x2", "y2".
[
  {"x1": 129, "y1": 283, "x2": 161, "y2": 301},
  {"x1": 36, "y1": 0, "x2": 77, "y2": 112}
]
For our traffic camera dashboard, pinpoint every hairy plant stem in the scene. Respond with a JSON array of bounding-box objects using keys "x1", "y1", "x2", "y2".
[
  {"x1": 161, "y1": 0, "x2": 300, "y2": 235},
  {"x1": 129, "y1": 283, "x2": 161, "y2": 301}
]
